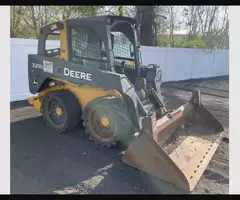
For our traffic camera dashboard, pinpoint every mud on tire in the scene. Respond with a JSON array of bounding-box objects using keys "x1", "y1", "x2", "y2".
[{"x1": 41, "y1": 90, "x2": 81, "y2": 133}]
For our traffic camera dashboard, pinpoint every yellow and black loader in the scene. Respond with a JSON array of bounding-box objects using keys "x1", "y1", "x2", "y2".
[{"x1": 28, "y1": 16, "x2": 225, "y2": 192}]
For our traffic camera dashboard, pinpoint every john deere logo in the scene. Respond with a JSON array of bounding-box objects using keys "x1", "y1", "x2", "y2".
[{"x1": 63, "y1": 68, "x2": 92, "y2": 81}]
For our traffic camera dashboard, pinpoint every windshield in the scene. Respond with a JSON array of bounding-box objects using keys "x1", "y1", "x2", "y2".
[
  {"x1": 110, "y1": 21, "x2": 136, "y2": 69},
  {"x1": 70, "y1": 26, "x2": 107, "y2": 69},
  {"x1": 111, "y1": 31, "x2": 134, "y2": 67}
]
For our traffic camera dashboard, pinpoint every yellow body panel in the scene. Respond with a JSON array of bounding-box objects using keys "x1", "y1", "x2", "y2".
[
  {"x1": 68, "y1": 85, "x2": 120, "y2": 109},
  {"x1": 28, "y1": 96, "x2": 42, "y2": 113},
  {"x1": 28, "y1": 80, "x2": 120, "y2": 113},
  {"x1": 59, "y1": 22, "x2": 68, "y2": 61}
]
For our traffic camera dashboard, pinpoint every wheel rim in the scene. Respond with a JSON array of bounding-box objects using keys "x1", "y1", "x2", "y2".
[
  {"x1": 47, "y1": 98, "x2": 66, "y2": 126},
  {"x1": 88, "y1": 106, "x2": 117, "y2": 141}
]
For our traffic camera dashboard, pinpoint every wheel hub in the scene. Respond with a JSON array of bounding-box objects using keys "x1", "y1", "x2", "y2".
[
  {"x1": 55, "y1": 107, "x2": 62, "y2": 116},
  {"x1": 100, "y1": 117, "x2": 109, "y2": 127},
  {"x1": 47, "y1": 98, "x2": 66, "y2": 126},
  {"x1": 89, "y1": 107, "x2": 117, "y2": 140}
]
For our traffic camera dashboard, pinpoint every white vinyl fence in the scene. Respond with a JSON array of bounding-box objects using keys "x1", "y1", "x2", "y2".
[{"x1": 10, "y1": 38, "x2": 229, "y2": 102}]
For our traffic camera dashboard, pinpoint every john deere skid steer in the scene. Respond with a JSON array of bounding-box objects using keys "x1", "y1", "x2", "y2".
[{"x1": 28, "y1": 16, "x2": 225, "y2": 192}]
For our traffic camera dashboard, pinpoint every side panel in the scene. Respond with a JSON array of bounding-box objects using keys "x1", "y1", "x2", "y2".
[
  {"x1": 28, "y1": 54, "x2": 145, "y2": 128},
  {"x1": 29, "y1": 83, "x2": 120, "y2": 112},
  {"x1": 28, "y1": 55, "x2": 125, "y2": 94}
]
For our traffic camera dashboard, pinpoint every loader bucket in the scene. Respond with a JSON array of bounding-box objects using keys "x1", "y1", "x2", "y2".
[{"x1": 122, "y1": 90, "x2": 224, "y2": 192}]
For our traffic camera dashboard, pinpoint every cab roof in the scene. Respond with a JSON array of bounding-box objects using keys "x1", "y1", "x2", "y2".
[{"x1": 66, "y1": 15, "x2": 137, "y2": 26}]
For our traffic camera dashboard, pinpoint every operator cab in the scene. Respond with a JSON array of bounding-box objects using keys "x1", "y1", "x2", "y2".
[
  {"x1": 66, "y1": 16, "x2": 141, "y2": 84},
  {"x1": 37, "y1": 16, "x2": 143, "y2": 85}
]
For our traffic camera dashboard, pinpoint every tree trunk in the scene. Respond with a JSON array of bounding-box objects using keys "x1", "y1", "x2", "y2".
[
  {"x1": 30, "y1": 6, "x2": 39, "y2": 38},
  {"x1": 10, "y1": 27, "x2": 16, "y2": 38},
  {"x1": 136, "y1": 6, "x2": 155, "y2": 46}
]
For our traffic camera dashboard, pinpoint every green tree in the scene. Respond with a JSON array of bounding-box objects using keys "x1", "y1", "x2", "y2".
[{"x1": 10, "y1": 6, "x2": 102, "y2": 39}]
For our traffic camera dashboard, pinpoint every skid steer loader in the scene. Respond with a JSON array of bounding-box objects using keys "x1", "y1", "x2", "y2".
[{"x1": 28, "y1": 16, "x2": 225, "y2": 192}]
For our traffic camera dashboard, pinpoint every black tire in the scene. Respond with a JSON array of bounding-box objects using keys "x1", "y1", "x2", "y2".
[
  {"x1": 41, "y1": 90, "x2": 81, "y2": 133},
  {"x1": 82, "y1": 96, "x2": 133, "y2": 148}
]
